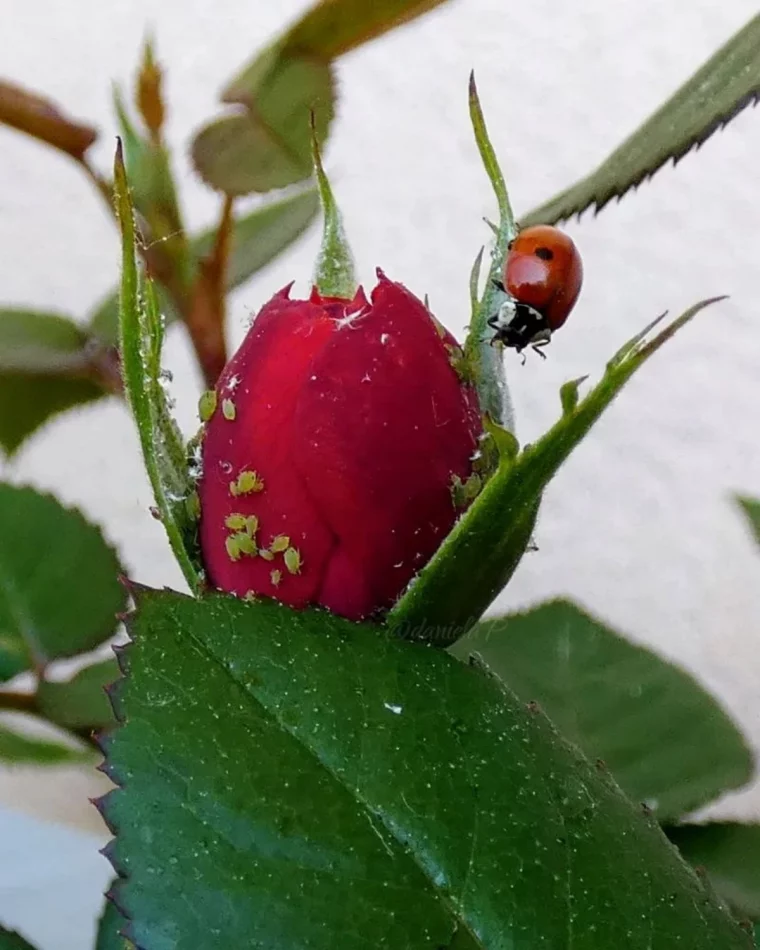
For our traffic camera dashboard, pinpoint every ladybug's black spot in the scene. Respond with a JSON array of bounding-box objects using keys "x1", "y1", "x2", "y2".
[{"x1": 534, "y1": 246, "x2": 554, "y2": 261}]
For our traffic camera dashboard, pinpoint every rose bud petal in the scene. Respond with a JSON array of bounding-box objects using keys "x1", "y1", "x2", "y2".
[{"x1": 198, "y1": 271, "x2": 483, "y2": 621}]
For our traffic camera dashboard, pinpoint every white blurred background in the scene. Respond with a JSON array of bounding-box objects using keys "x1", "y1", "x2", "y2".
[{"x1": 1, "y1": 1, "x2": 760, "y2": 945}]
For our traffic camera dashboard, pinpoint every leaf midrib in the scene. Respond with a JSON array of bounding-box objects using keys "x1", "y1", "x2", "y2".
[{"x1": 179, "y1": 611, "x2": 485, "y2": 950}]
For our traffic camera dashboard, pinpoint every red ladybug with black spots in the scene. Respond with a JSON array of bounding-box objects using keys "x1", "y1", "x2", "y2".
[{"x1": 489, "y1": 225, "x2": 583, "y2": 360}]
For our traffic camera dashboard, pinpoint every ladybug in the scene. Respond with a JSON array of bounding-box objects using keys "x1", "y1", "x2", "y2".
[{"x1": 488, "y1": 225, "x2": 583, "y2": 360}]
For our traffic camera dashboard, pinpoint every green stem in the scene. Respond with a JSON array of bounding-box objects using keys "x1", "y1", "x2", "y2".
[{"x1": 463, "y1": 73, "x2": 515, "y2": 430}]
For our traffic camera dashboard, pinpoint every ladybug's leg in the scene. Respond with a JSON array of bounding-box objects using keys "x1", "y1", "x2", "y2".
[
  {"x1": 491, "y1": 278, "x2": 507, "y2": 293},
  {"x1": 529, "y1": 327, "x2": 552, "y2": 359}
]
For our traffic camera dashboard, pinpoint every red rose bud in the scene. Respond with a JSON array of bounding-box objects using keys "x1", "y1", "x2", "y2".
[{"x1": 198, "y1": 270, "x2": 483, "y2": 621}]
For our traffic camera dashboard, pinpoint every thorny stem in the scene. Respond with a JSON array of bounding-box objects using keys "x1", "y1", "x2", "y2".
[{"x1": 79, "y1": 149, "x2": 228, "y2": 390}]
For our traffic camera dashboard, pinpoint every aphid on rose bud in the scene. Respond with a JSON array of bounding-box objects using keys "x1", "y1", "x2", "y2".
[
  {"x1": 269, "y1": 534, "x2": 290, "y2": 553},
  {"x1": 284, "y1": 547, "x2": 302, "y2": 575},
  {"x1": 488, "y1": 225, "x2": 583, "y2": 363},
  {"x1": 230, "y1": 470, "x2": 264, "y2": 496},
  {"x1": 198, "y1": 390, "x2": 217, "y2": 422}
]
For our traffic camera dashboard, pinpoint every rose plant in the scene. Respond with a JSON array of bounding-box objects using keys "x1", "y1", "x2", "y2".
[{"x1": 2, "y1": 7, "x2": 760, "y2": 950}]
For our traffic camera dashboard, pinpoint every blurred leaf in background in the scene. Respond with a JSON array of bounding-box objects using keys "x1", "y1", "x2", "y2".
[{"x1": 452, "y1": 599, "x2": 754, "y2": 821}]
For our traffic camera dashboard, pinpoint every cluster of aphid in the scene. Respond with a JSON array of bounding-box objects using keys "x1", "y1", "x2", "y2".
[
  {"x1": 488, "y1": 224, "x2": 583, "y2": 361},
  {"x1": 197, "y1": 390, "x2": 303, "y2": 591}
]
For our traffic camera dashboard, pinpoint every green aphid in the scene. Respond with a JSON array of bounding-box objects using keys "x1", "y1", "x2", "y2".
[
  {"x1": 225, "y1": 513, "x2": 247, "y2": 531},
  {"x1": 198, "y1": 390, "x2": 217, "y2": 422},
  {"x1": 222, "y1": 398, "x2": 236, "y2": 421},
  {"x1": 244, "y1": 515, "x2": 259, "y2": 536},
  {"x1": 230, "y1": 470, "x2": 264, "y2": 496},
  {"x1": 234, "y1": 532, "x2": 257, "y2": 556},
  {"x1": 450, "y1": 473, "x2": 481, "y2": 509},
  {"x1": 463, "y1": 472, "x2": 482, "y2": 503},
  {"x1": 450, "y1": 475, "x2": 465, "y2": 509},
  {"x1": 269, "y1": 534, "x2": 290, "y2": 553},
  {"x1": 284, "y1": 547, "x2": 302, "y2": 575},
  {"x1": 259, "y1": 548, "x2": 275, "y2": 562},
  {"x1": 446, "y1": 344, "x2": 476, "y2": 385},
  {"x1": 270, "y1": 569, "x2": 282, "y2": 587},
  {"x1": 185, "y1": 491, "x2": 201, "y2": 521},
  {"x1": 225, "y1": 535, "x2": 241, "y2": 561},
  {"x1": 243, "y1": 590, "x2": 259, "y2": 603}
]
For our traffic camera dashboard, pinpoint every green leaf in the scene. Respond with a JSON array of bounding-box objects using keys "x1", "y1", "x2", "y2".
[
  {"x1": 114, "y1": 143, "x2": 201, "y2": 591},
  {"x1": 192, "y1": 57, "x2": 334, "y2": 196},
  {"x1": 452, "y1": 600, "x2": 753, "y2": 821},
  {"x1": 245, "y1": 0, "x2": 454, "y2": 63},
  {"x1": 310, "y1": 118, "x2": 356, "y2": 298},
  {"x1": 667, "y1": 823, "x2": 760, "y2": 921},
  {"x1": 0, "y1": 484, "x2": 125, "y2": 679},
  {"x1": 89, "y1": 187, "x2": 319, "y2": 345},
  {"x1": 521, "y1": 14, "x2": 760, "y2": 226},
  {"x1": 95, "y1": 893, "x2": 131, "y2": 950},
  {"x1": 101, "y1": 588, "x2": 752, "y2": 950},
  {"x1": 0, "y1": 925, "x2": 39, "y2": 950},
  {"x1": 737, "y1": 495, "x2": 760, "y2": 548},
  {"x1": 0, "y1": 309, "x2": 107, "y2": 454},
  {"x1": 37, "y1": 658, "x2": 119, "y2": 729},
  {"x1": 194, "y1": 0, "x2": 455, "y2": 196},
  {"x1": 0, "y1": 721, "x2": 88, "y2": 765},
  {"x1": 463, "y1": 73, "x2": 514, "y2": 430},
  {"x1": 389, "y1": 298, "x2": 725, "y2": 644}
]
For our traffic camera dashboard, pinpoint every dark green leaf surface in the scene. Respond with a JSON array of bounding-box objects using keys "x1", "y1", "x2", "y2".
[
  {"x1": 521, "y1": 14, "x2": 760, "y2": 226},
  {"x1": 114, "y1": 144, "x2": 200, "y2": 591},
  {"x1": 390, "y1": 300, "x2": 725, "y2": 643},
  {"x1": 667, "y1": 823, "x2": 760, "y2": 920},
  {"x1": 0, "y1": 722, "x2": 88, "y2": 765},
  {"x1": 452, "y1": 600, "x2": 753, "y2": 821},
  {"x1": 38, "y1": 658, "x2": 119, "y2": 729},
  {"x1": 0, "y1": 309, "x2": 105, "y2": 454},
  {"x1": 95, "y1": 894, "x2": 131, "y2": 950},
  {"x1": 89, "y1": 188, "x2": 319, "y2": 345},
  {"x1": 102, "y1": 589, "x2": 751, "y2": 950},
  {"x1": 0, "y1": 925, "x2": 39, "y2": 950},
  {"x1": 0, "y1": 484, "x2": 124, "y2": 679},
  {"x1": 737, "y1": 495, "x2": 760, "y2": 549}
]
